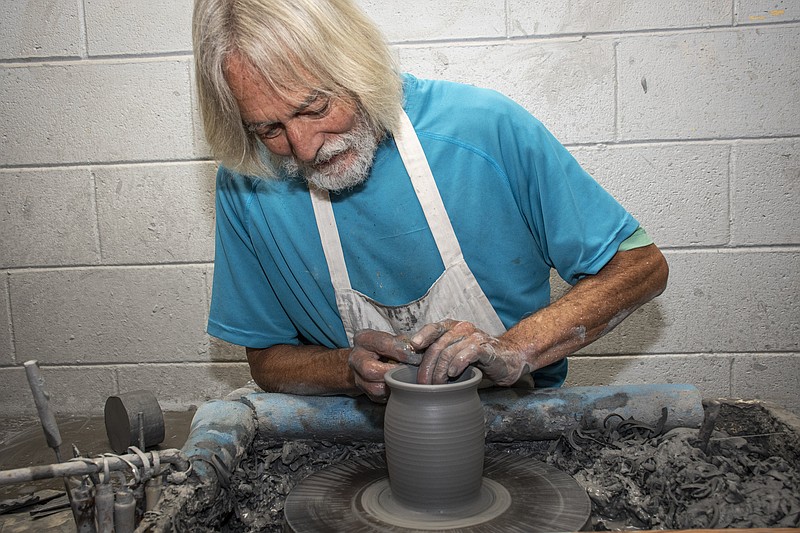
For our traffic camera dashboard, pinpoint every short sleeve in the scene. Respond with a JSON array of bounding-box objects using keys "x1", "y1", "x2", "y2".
[
  {"x1": 207, "y1": 167, "x2": 300, "y2": 348},
  {"x1": 506, "y1": 114, "x2": 640, "y2": 285}
]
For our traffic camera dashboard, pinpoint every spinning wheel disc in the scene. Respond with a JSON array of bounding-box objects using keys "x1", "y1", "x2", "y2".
[{"x1": 284, "y1": 451, "x2": 591, "y2": 532}]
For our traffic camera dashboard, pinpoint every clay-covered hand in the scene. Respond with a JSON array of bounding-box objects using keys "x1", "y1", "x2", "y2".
[
  {"x1": 411, "y1": 320, "x2": 531, "y2": 385},
  {"x1": 349, "y1": 329, "x2": 423, "y2": 403}
]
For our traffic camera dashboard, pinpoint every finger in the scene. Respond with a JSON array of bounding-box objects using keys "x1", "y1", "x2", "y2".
[
  {"x1": 445, "y1": 343, "x2": 482, "y2": 380},
  {"x1": 353, "y1": 330, "x2": 422, "y2": 365},
  {"x1": 431, "y1": 339, "x2": 480, "y2": 384},
  {"x1": 350, "y1": 349, "x2": 398, "y2": 382},
  {"x1": 409, "y1": 321, "x2": 452, "y2": 350},
  {"x1": 354, "y1": 376, "x2": 388, "y2": 403},
  {"x1": 417, "y1": 329, "x2": 467, "y2": 384}
]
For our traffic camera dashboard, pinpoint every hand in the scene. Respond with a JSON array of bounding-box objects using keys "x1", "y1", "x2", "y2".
[
  {"x1": 348, "y1": 329, "x2": 423, "y2": 403},
  {"x1": 411, "y1": 320, "x2": 531, "y2": 386}
]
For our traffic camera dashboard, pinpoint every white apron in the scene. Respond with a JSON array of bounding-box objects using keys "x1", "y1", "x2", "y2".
[{"x1": 309, "y1": 109, "x2": 506, "y2": 346}]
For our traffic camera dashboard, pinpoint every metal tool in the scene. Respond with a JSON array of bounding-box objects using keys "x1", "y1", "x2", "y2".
[
  {"x1": 23, "y1": 360, "x2": 64, "y2": 462},
  {"x1": 24, "y1": 360, "x2": 87, "y2": 529}
]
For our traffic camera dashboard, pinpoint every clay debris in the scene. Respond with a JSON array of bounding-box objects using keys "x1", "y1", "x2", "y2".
[{"x1": 214, "y1": 419, "x2": 799, "y2": 532}]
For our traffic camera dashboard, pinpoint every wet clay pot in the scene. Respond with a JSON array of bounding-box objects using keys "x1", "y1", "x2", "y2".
[{"x1": 383, "y1": 365, "x2": 485, "y2": 513}]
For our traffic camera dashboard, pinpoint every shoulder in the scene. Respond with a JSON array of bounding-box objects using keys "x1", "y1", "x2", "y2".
[
  {"x1": 402, "y1": 75, "x2": 551, "y2": 153},
  {"x1": 405, "y1": 75, "x2": 540, "y2": 131}
]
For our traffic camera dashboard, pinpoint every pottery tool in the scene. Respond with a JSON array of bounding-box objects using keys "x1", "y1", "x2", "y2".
[
  {"x1": 24, "y1": 360, "x2": 65, "y2": 462},
  {"x1": 24, "y1": 360, "x2": 88, "y2": 530}
]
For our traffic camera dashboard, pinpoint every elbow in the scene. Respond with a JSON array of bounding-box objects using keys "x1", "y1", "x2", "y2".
[{"x1": 650, "y1": 246, "x2": 669, "y2": 299}]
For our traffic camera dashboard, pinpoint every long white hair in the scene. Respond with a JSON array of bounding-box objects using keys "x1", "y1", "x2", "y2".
[{"x1": 193, "y1": 0, "x2": 403, "y2": 176}]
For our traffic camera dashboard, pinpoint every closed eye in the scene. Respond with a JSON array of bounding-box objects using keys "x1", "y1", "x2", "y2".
[
  {"x1": 246, "y1": 121, "x2": 283, "y2": 139},
  {"x1": 299, "y1": 95, "x2": 331, "y2": 118}
]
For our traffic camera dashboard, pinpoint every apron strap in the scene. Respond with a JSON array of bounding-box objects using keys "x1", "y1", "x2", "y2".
[
  {"x1": 310, "y1": 109, "x2": 465, "y2": 290},
  {"x1": 393, "y1": 110, "x2": 464, "y2": 268},
  {"x1": 309, "y1": 186, "x2": 352, "y2": 290}
]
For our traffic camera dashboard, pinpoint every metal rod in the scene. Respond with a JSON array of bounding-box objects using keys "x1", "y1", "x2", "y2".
[
  {"x1": 0, "y1": 449, "x2": 189, "y2": 487},
  {"x1": 23, "y1": 359, "x2": 83, "y2": 528},
  {"x1": 23, "y1": 360, "x2": 63, "y2": 457}
]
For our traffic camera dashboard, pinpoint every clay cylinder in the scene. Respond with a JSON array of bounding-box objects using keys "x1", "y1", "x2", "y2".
[
  {"x1": 384, "y1": 365, "x2": 485, "y2": 512},
  {"x1": 104, "y1": 390, "x2": 165, "y2": 454}
]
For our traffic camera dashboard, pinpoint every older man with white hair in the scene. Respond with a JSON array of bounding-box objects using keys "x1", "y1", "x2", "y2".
[{"x1": 193, "y1": 0, "x2": 669, "y2": 402}]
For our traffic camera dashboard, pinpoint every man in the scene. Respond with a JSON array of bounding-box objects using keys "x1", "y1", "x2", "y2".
[{"x1": 193, "y1": 0, "x2": 669, "y2": 403}]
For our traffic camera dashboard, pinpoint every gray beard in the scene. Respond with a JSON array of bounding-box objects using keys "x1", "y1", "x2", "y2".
[{"x1": 277, "y1": 116, "x2": 379, "y2": 192}]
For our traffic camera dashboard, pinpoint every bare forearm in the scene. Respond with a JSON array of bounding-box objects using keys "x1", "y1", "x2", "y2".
[
  {"x1": 245, "y1": 344, "x2": 358, "y2": 396},
  {"x1": 505, "y1": 244, "x2": 669, "y2": 371}
]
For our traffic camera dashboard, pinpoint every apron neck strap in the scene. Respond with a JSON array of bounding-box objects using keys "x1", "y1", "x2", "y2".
[
  {"x1": 393, "y1": 110, "x2": 464, "y2": 267},
  {"x1": 310, "y1": 108, "x2": 465, "y2": 291}
]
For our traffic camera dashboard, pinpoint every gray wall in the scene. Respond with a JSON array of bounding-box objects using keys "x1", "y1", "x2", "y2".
[{"x1": 1, "y1": 0, "x2": 798, "y2": 416}]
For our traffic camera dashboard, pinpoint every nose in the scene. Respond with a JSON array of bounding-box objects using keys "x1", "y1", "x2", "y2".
[{"x1": 285, "y1": 121, "x2": 324, "y2": 164}]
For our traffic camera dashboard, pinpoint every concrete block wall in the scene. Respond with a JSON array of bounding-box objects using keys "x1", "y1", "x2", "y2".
[{"x1": 1, "y1": 0, "x2": 797, "y2": 416}]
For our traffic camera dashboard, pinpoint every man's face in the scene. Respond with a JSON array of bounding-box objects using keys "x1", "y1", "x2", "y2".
[{"x1": 225, "y1": 54, "x2": 379, "y2": 191}]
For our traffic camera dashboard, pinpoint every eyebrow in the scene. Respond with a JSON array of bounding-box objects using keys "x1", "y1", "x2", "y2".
[{"x1": 243, "y1": 90, "x2": 324, "y2": 132}]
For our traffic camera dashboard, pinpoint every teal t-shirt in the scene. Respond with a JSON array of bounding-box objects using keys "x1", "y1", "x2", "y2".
[{"x1": 207, "y1": 74, "x2": 641, "y2": 387}]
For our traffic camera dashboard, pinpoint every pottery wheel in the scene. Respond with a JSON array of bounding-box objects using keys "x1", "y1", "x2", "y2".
[{"x1": 284, "y1": 451, "x2": 591, "y2": 532}]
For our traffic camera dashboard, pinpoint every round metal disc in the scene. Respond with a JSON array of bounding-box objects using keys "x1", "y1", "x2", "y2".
[{"x1": 284, "y1": 451, "x2": 591, "y2": 532}]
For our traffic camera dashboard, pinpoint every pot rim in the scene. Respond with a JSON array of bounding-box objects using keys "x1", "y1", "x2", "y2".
[{"x1": 384, "y1": 365, "x2": 483, "y2": 392}]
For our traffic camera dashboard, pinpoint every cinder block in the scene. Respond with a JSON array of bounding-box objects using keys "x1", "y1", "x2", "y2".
[
  {"x1": 0, "y1": 279, "x2": 12, "y2": 365},
  {"x1": 203, "y1": 266, "x2": 247, "y2": 362},
  {"x1": 203, "y1": 336, "x2": 247, "y2": 362},
  {"x1": 572, "y1": 143, "x2": 730, "y2": 247},
  {"x1": 10, "y1": 266, "x2": 209, "y2": 364},
  {"x1": 398, "y1": 39, "x2": 615, "y2": 144},
  {"x1": 0, "y1": 1, "x2": 82, "y2": 60},
  {"x1": 732, "y1": 353, "x2": 800, "y2": 416},
  {"x1": 117, "y1": 363, "x2": 252, "y2": 411},
  {"x1": 566, "y1": 250, "x2": 799, "y2": 354},
  {"x1": 0, "y1": 60, "x2": 196, "y2": 166},
  {"x1": 85, "y1": 0, "x2": 193, "y2": 56},
  {"x1": 565, "y1": 354, "x2": 732, "y2": 400},
  {"x1": 0, "y1": 168, "x2": 100, "y2": 268},
  {"x1": 618, "y1": 26, "x2": 800, "y2": 140},
  {"x1": 95, "y1": 162, "x2": 217, "y2": 264},
  {"x1": 0, "y1": 365, "x2": 117, "y2": 417},
  {"x1": 359, "y1": 0, "x2": 505, "y2": 42},
  {"x1": 731, "y1": 139, "x2": 800, "y2": 245},
  {"x1": 509, "y1": 0, "x2": 731, "y2": 36},
  {"x1": 736, "y1": 0, "x2": 800, "y2": 25}
]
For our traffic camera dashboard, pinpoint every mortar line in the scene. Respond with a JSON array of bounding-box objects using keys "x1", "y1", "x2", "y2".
[
  {"x1": 2, "y1": 20, "x2": 798, "y2": 68},
  {"x1": 732, "y1": 0, "x2": 739, "y2": 27},
  {"x1": 202, "y1": 268, "x2": 212, "y2": 324},
  {"x1": 88, "y1": 168, "x2": 104, "y2": 264},
  {"x1": 0, "y1": 158, "x2": 216, "y2": 171},
  {"x1": 4, "y1": 262, "x2": 214, "y2": 275},
  {"x1": 612, "y1": 39, "x2": 620, "y2": 143},
  {"x1": 0, "y1": 52, "x2": 194, "y2": 67},
  {"x1": 113, "y1": 367, "x2": 121, "y2": 395},
  {"x1": 661, "y1": 244, "x2": 800, "y2": 254},
  {"x1": 504, "y1": 0, "x2": 511, "y2": 38},
  {"x1": 727, "y1": 143, "x2": 736, "y2": 246},
  {"x1": 31, "y1": 361, "x2": 250, "y2": 369},
  {"x1": 728, "y1": 357, "x2": 735, "y2": 397},
  {"x1": 5, "y1": 245, "x2": 800, "y2": 275},
  {"x1": 1, "y1": 137, "x2": 797, "y2": 172},
  {"x1": 186, "y1": 60, "x2": 200, "y2": 157},
  {"x1": 571, "y1": 350, "x2": 800, "y2": 359},
  {"x1": 3, "y1": 272, "x2": 16, "y2": 365},
  {"x1": 77, "y1": 0, "x2": 89, "y2": 60}
]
